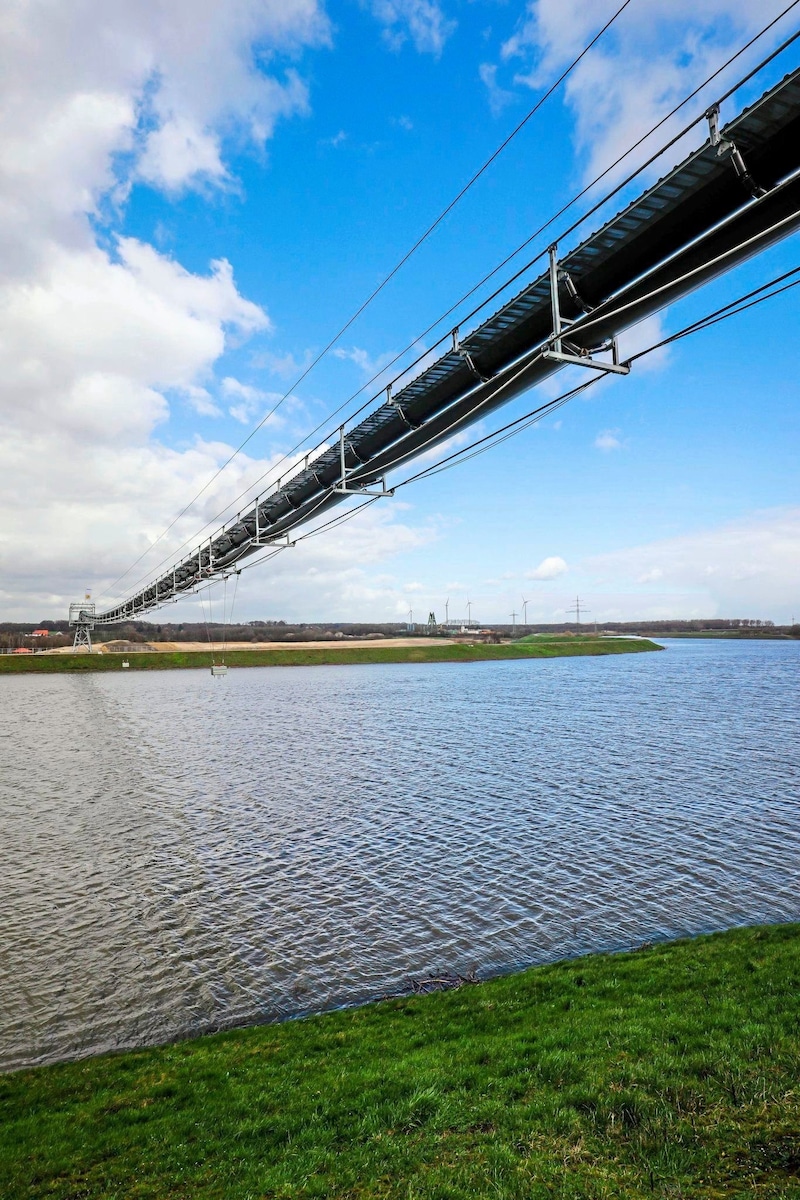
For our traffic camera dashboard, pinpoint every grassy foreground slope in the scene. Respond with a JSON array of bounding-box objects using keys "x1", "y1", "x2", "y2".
[
  {"x1": 0, "y1": 637, "x2": 659, "y2": 673},
  {"x1": 2, "y1": 925, "x2": 798, "y2": 1199}
]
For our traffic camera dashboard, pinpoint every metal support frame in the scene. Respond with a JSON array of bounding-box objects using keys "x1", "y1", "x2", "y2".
[
  {"x1": 251, "y1": 531, "x2": 296, "y2": 554},
  {"x1": 706, "y1": 104, "x2": 766, "y2": 199},
  {"x1": 706, "y1": 104, "x2": 723, "y2": 147},
  {"x1": 451, "y1": 325, "x2": 490, "y2": 382},
  {"x1": 69, "y1": 599, "x2": 96, "y2": 652},
  {"x1": 542, "y1": 245, "x2": 630, "y2": 375},
  {"x1": 387, "y1": 383, "x2": 422, "y2": 431},
  {"x1": 333, "y1": 425, "x2": 394, "y2": 496},
  {"x1": 253, "y1": 501, "x2": 296, "y2": 546},
  {"x1": 71, "y1": 622, "x2": 92, "y2": 652},
  {"x1": 561, "y1": 270, "x2": 594, "y2": 314},
  {"x1": 549, "y1": 244, "x2": 563, "y2": 354},
  {"x1": 73, "y1": 71, "x2": 800, "y2": 639}
]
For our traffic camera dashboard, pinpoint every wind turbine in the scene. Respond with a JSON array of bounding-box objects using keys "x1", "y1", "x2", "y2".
[
  {"x1": 521, "y1": 596, "x2": 529, "y2": 626},
  {"x1": 466, "y1": 598, "x2": 473, "y2": 626},
  {"x1": 445, "y1": 597, "x2": 449, "y2": 625}
]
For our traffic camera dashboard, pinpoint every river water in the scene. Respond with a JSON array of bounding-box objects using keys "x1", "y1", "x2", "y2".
[{"x1": 1, "y1": 638, "x2": 798, "y2": 1070}]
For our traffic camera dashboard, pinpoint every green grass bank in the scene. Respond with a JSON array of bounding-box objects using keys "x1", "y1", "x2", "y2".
[
  {"x1": 0, "y1": 637, "x2": 659, "y2": 674},
  {"x1": 2, "y1": 924, "x2": 798, "y2": 1198}
]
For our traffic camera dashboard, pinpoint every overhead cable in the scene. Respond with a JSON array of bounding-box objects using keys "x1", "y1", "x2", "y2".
[
  {"x1": 98, "y1": 0, "x2": 634, "y2": 602},
  {"x1": 111, "y1": 0, "x2": 800, "y2": 595},
  {"x1": 139, "y1": 260, "x2": 800, "y2": 617},
  {"x1": 390, "y1": 264, "x2": 800, "y2": 489}
]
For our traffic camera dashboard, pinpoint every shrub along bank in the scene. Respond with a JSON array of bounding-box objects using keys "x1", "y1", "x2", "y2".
[{"x1": 1, "y1": 924, "x2": 798, "y2": 1198}]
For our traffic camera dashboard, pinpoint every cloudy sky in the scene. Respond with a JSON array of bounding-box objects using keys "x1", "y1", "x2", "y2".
[{"x1": 1, "y1": 0, "x2": 799, "y2": 626}]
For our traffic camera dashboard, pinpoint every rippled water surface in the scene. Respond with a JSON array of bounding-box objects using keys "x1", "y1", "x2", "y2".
[{"x1": 2, "y1": 639, "x2": 799, "y2": 1069}]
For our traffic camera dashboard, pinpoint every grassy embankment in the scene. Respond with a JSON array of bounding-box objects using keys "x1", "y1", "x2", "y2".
[
  {"x1": 2, "y1": 924, "x2": 798, "y2": 1198},
  {"x1": 0, "y1": 637, "x2": 659, "y2": 673}
]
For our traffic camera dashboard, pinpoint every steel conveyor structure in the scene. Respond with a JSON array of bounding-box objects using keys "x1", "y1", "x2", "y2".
[{"x1": 90, "y1": 68, "x2": 800, "y2": 626}]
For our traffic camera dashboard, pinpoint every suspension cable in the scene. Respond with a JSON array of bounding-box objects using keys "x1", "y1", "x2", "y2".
[
  {"x1": 102, "y1": 7, "x2": 800, "y2": 607},
  {"x1": 260, "y1": 258, "x2": 800, "y2": 535},
  {"x1": 243, "y1": 259, "x2": 800, "y2": 554},
  {"x1": 101, "y1": 196, "x2": 800, "y2": 618},
  {"x1": 391, "y1": 267, "x2": 800, "y2": 490},
  {"x1": 97, "y1": 0, "x2": 634, "y2": 603},
  {"x1": 238, "y1": 206, "x2": 800, "y2": 512},
  {"x1": 98, "y1": 10, "x2": 800, "y2": 607},
  {"x1": 175, "y1": 262, "x2": 800, "y2": 628},
  {"x1": 161, "y1": 2, "x2": 800, "y2": 545}
]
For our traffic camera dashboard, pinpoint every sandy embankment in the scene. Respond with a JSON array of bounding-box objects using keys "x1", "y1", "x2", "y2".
[
  {"x1": 145, "y1": 638, "x2": 461, "y2": 652},
  {"x1": 134, "y1": 638, "x2": 462, "y2": 652},
  {"x1": 47, "y1": 637, "x2": 462, "y2": 654}
]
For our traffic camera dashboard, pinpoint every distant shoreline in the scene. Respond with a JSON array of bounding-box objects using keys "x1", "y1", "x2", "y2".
[
  {"x1": 652, "y1": 630, "x2": 799, "y2": 639},
  {"x1": 0, "y1": 637, "x2": 661, "y2": 674}
]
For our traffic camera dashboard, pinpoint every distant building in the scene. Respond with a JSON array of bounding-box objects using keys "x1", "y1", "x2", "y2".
[{"x1": 30, "y1": 629, "x2": 50, "y2": 637}]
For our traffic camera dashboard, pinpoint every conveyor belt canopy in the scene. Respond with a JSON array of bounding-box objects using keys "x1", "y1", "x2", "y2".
[{"x1": 90, "y1": 69, "x2": 800, "y2": 624}]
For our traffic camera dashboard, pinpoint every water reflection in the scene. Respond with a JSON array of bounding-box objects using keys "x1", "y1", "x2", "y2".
[{"x1": 1, "y1": 639, "x2": 798, "y2": 1069}]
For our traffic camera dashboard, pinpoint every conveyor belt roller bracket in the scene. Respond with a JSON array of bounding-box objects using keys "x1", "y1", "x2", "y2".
[
  {"x1": 543, "y1": 245, "x2": 630, "y2": 376},
  {"x1": 333, "y1": 425, "x2": 395, "y2": 496}
]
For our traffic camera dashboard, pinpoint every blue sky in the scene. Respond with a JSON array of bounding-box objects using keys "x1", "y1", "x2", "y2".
[{"x1": 1, "y1": 0, "x2": 799, "y2": 624}]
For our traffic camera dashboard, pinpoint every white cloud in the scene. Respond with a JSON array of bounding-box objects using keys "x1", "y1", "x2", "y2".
[
  {"x1": 479, "y1": 63, "x2": 515, "y2": 117},
  {"x1": 0, "y1": 434, "x2": 278, "y2": 614},
  {"x1": 586, "y1": 507, "x2": 800, "y2": 620},
  {"x1": 138, "y1": 67, "x2": 312, "y2": 193},
  {"x1": 202, "y1": 502, "x2": 441, "y2": 623},
  {"x1": 616, "y1": 313, "x2": 670, "y2": 371},
  {"x1": 526, "y1": 555, "x2": 568, "y2": 580},
  {"x1": 501, "y1": 0, "x2": 793, "y2": 186},
  {"x1": 221, "y1": 376, "x2": 275, "y2": 424},
  {"x1": 1, "y1": 1, "x2": 329, "y2": 213},
  {"x1": 366, "y1": 0, "x2": 456, "y2": 57},
  {"x1": 252, "y1": 348, "x2": 313, "y2": 380},
  {"x1": 594, "y1": 429, "x2": 621, "y2": 451},
  {"x1": 319, "y1": 129, "x2": 347, "y2": 149},
  {"x1": 182, "y1": 385, "x2": 222, "y2": 418},
  {"x1": 0, "y1": 1, "x2": 330, "y2": 618},
  {"x1": 136, "y1": 118, "x2": 229, "y2": 191},
  {"x1": 333, "y1": 345, "x2": 395, "y2": 378},
  {"x1": 415, "y1": 424, "x2": 481, "y2": 466},
  {"x1": 0, "y1": 240, "x2": 267, "y2": 443}
]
